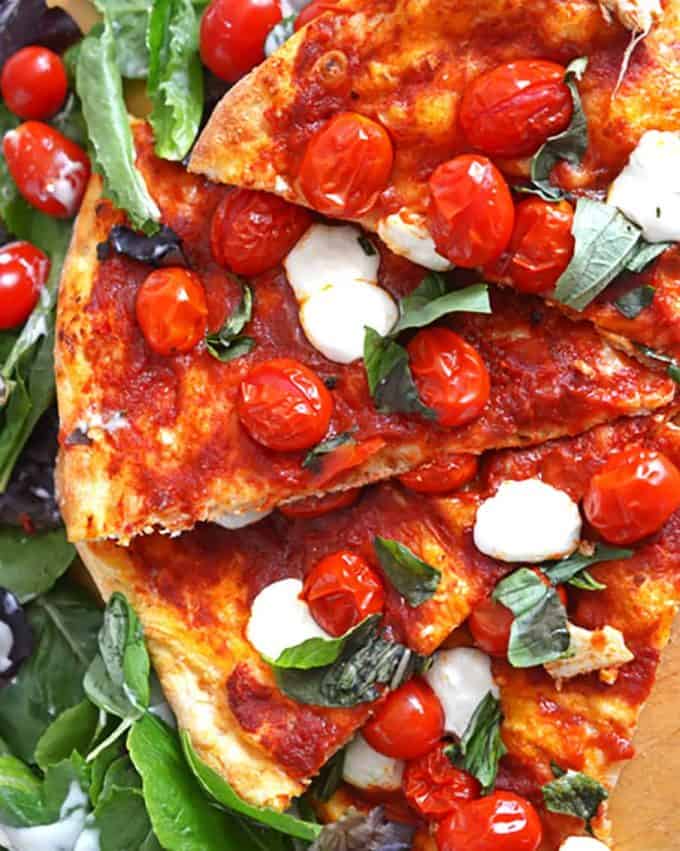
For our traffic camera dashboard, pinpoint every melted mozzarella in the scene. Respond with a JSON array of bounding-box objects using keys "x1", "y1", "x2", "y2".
[
  {"x1": 0, "y1": 620, "x2": 13, "y2": 674},
  {"x1": 545, "y1": 623, "x2": 633, "y2": 680},
  {"x1": 342, "y1": 734, "x2": 405, "y2": 791},
  {"x1": 213, "y1": 508, "x2": 273, "y2": 529},
  {"x1": 599, "y1": 0, "x2": 662, "y2": 32},
  {"x1": 246, "y1": 578, "x2": 330, "y2": 660},
  {"x1": 473, "y1": 478, "x2": 582, "y2": 563},
  {"x1": 377, "y1": 209, "x2": 453, "y2": 271},
  {"x1": 425, "y1": 647, "x2": 499, "y2": 737},
  {"x1": 559, "y1": 837, "x2": 610, "y2": 851},
  {"x1": 608, "y1": 131, "x2": 680, "y2": 242},
  {"x1": 0, "y1": 783, "x2": 88, "y2": 851}
]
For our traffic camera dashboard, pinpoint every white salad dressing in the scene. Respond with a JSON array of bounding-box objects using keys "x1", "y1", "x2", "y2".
[
  {"x1": 0, "y1": 620, "x2": 13, "y2": 674},
  {"x1": 0, "y1": 783, "x2": 89, "y2": 851}
]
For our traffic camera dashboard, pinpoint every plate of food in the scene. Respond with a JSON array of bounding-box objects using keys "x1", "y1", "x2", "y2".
[{"x1": 0, "y1": 0, "x2": 679, "y2": 848}]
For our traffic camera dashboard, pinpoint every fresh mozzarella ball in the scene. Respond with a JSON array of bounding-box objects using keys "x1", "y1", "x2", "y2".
[
  {"x1": 473, "y1": 478, "x2": 582, "y2": 563},
  {"x1": 559, "y1": 837, "x2": 610, "y2": 851},
  {"x1": 342, "y1": 734, "x2": 405, "y2": 791},
  {"x1": 378, "y1": 208, "x2": 453, "y2": 271},
  {"x1": 545, "y1": 623, "x2": 633, "y2": 680},
  {"x1": 299, "y1": 280, "x2": 398, "y2": 363},
  {"x1": 0, "y1": 621, "x2": 12, "y2": 674},
  {"x1": 608, "y1": 130, "x2": 680, "y2": 242},
  {"x1": 425, "y1": 647, "x2": 499, "y2": 737},
  {"x1": 246, "y1": 578, "x2": 330, "y2": 660},
  {"x1": 213, "y1": 508, "x2": 273, "y2": 529}
]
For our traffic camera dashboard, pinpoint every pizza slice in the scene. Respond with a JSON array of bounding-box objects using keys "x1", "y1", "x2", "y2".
[{"x1": 189, "y1": 0, "x2": 680, "y2": 360}]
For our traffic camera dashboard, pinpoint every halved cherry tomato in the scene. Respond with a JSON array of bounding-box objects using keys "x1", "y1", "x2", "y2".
[
  {"x1": 484, "y1": 198, "x2": 574, "y2": 294},
  {"x1": 428, "y1": 155, "x2": 514, "y2": 268},
  {"x1": 2, "y1": 122, "x2": 90, "y2": 218},
  {"x1": 199, "y1": 0, "x2": 281, "y2": 83},
  {"x1": 403, "y1": 743, "x2": 480, "y2": 817},
  {"x1": 459, "y1": 60, "x2": 573, "y2": 159},
  {"x1": 299, "y1": 112, "x2": 393, "y2": 217},
  {"x1": 363, "y1": 678, "x2": 444, "y2": 760},
  {"x1": 238, "y1": 358, "x2": 333, "y2": 451},
  {"x1": 407, "y1": 328, "x2": 490, "y2": 428},
  {"x1": 211, "y1": 189, "x2": 312, "y2": 276},
  {"x1": 303, "y1": 549, "x2": 385, "y2": 636},
  {"x1": 399, "y1": 453, "x2": 478, "y2": 495},
  {"x1": 1, "y1": 47, "x2": 68, "y2": 120},
  {"x1": 294, "y1": 0, "x2": 338, "y2": 30},
  {"x1": 436, "y1": 790, "x2": 543, "y2": 851},
  {"x1": 583, "y1": 447, "x2": 680, "y2": 545},
  {"x1": 279, "y1": 487, "x2": 361, "y2": 519},
  {"x1": 0, "y1": 241, "x2": 49, "y2": 329},
  {"x1": 136, "y1": 268, "x2": 208, "y2": 356}
]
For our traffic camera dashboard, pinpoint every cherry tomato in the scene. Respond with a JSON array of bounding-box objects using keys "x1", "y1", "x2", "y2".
[
  {"x1": 459, "y1": 60, "x2": 573, "y2": 159},
  {"x1": 136, "y1": 268, "x2": 208, "y2": 356},
  {"x1": 2, "y1": 122, "x2": 90, "y2": 218},
  {"x1": 403, "y1": 743, "x2": 480, "y2": 818},
  {"x1": 299, "y1": 112, "x2": 394, "y2": 217},
  {"x1": 428, "y1": 155, "x2": 514, "y2": 268},
  {"x1": 0, "y1": 241, "x2": 49, "y2": 329},
  {"x1": 399, "y1": 453, "x2": 478, "y2": 495},
  {"x1": 485, "y1": 198, "x2": 574, "y2": 294},
  {"x1": 363, "y1": 679, "x2": 444, "y2": 760},
  {"x1": 238, "y1": 358, "x2": 333, "y2": 451},
  {"x1": 279, "y1": 487, "x2": 361, "y2": 519},
  {"x1": 1, "y1": 47, "x2": 68, "y2": 120},
  {"x1": 200, "y1": 0, "x2": 281, "y2": 83},
  {"x1": 407, "y1": 327, "x2": 490, "y2": 428},
  {"x1": 583, "y1": 447, "x2": 680, "y2": 545},
  {"x1": 211, "y1": 189, "x2": 312, "y2": 276},
  {"x1": 436, "y1": 791, "x2": 543, "y2": 851},
  {"x1": 303, "y1": 550, "x2": 385, "y2": 636},
  {"x1": 294, "y1": 0, "x2": 337, "y2": 30}
]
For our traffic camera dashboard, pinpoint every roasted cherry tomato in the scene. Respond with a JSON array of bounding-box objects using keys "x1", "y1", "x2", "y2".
[
  {"x1": 428, "y1": 155, "x2": 514, "y2": 268},
  {"x1": 303, "y1": 549, "x2": 385, "y2": 636},
  {"x1": 485, "y1": 198, "x2": 574, "y2": 294},
  {"x1": 136, "y1": 268, "x2": 208, "y2": 356},
  {"x1": 363, "y1": 678, "x2": 444, "y2": 760},
  {"x1": 407, "y1": 327, "x2": 490, "y2": 428},
  {"x1": 436, "y1": 790, "x2": 543, "y2": 851},
  {"x1": 583, "y1": 447, "x2": 680, "y2": 545},
  {"x1": 0, "y1": 241, "x2": 49, "y2": 329},
  {"x1": 294, "y1": 0, "x2": 338, "y2": 30},
  {"x1": 279, "y1": 488, "x2": 361, "y2": 519},
  {"x1": 403, "y1": 743, "x2": 480, "y2": 817},
  {"x1": 211, "y1": 189, "x2": 312, "y2": 276},
  {"x1": 399, "y1": 453, "x2": 478, "y2": 495},
  {"x1": 2, "y1": 122, "x2": 90, "y2": 218},
  {"x1": 459, "y1": 60, "x2": 573, "y2": 159},
  {"x1": 1, "y1": 46, "x2": 68, "y2": 120},
  {"x1": 200, "y1": 0, "x2": 281, "y2": 83},
  {"x1": 238, "y1": 358, "x2": 333, "y2": 451},
  {"x1": 299, "y1": 112, "x2": 394, "y2": 217}
]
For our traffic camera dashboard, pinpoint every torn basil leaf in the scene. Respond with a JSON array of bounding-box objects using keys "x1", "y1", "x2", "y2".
[
  {"x1": 445, "y1": 692, "x2": 506, "y2": 793},
  {"x1": 363, "y1": 328, "x2": 435, "y2": 419},
  {"x1": 392, "y1": 278, "x2": 490, "y2": 335},
  {"x1": 636, "y1": 344, "x2": 680, "y2": 385},
  {"x1": 543, "y1": 544, "x2": 632, "y2": 591},
  {"x1": 272, "y1": 615, "x2": 380, "y2": 671},
  {"x1": 624, "y1": 241, "x2": 671, "y2": 274},
  {"x1": 542, "y1": 768, "x2": 608, "y2": 831},
  {"x1": 205, "y1": 283, "x2": 255, "y2": 362},
  {"x1": 264, "y1": 14, "x2": 296, "y2": 56},
  {"x1": 311, "y1": 806, "x2": 415, "y2": 851},
  {"x1": 302, "y1": 429, "x2": 357, "y2": 472},
  {"x1": 614, "y1": 285, "x2": 655, "y2": 319},
  {"x1": 309, "y1": 749, "x2": 345, "y2": 803},
  {"x1": 492, "y1": 568, "x2": 569, "y2": 667},
  {"x1": 373, "y1": 536, "x2": 441, "y2": 606},
  {"x1": 97, "y1": 224, "x2": 186, "y2": 267}
]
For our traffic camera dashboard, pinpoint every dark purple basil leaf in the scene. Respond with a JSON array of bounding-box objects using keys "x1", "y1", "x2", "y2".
[
  {"x1": 0, "y1": 587, "x2": 33, "y2": 685},
  {"x1": 97, "y1": 225, "x2": 186, "y2": 268},
  {"x1": 0, "y1": 0, "x2": 81, "y2": 69},
  {"x1": 311, "y1": 807, "x2": 415, "y2": 851}
]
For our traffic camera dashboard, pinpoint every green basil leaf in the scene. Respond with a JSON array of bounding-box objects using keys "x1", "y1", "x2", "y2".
[
  {"x1": 308, "y1": 749, "x2": 345, "y2": 803},
  {"x1": 302, "y1": 429, "x2": 357, "y2": 472},
  {"x1": 445, "y1": 692, "x2": 506, "y2": 793},
  {"x1": 493, "y1": 568, "x2": 569, "y2": 667},
  {"x1": 34, "y1": 699, "x2": 103, "y2": 771},
  {"x1": 624, "y1": 241, "x2": 671, "y2": 274},
  {"x1": 311, "y1": 807, "x2": 414, "y2": 851},
  {"x1": 554, "y1": 199, "x2": 642, "y2": 311},
  {"x1": 636, "y1": 344, "x2": 680, "y2": 385},
  {"x1": 614, "y1": 284, "x2": 655, "y2": 319},
  {"x1": 393, "y1": 279, "x2": 490, "y2": 334},
  {"x1": 0, "y1": 527, "x2": 75, "y2": 602},
  {"x1": 363, "y1": 328, "x2": 435, "y2": 419},
  {"x1": 147, "y1": 0, "x2": 204, "y2": 161},
  {"x1": 272, "y1": 615, "x2": 380, "y2": 671},
  {"x1": 264, "y1": 13, "x2": 296, "y2": 57},
  {"x1": 93, "y1": 0, "x2": 152, "y2": 79},
  {"x1": 373, "y1": 536, "x2": 440, "y2": 606},
  {"x1": 205, "y1": 283, "x2": 255, "y2": 362},
  {"x1": 543, "y1": 544, "x2": 633, "y2": 589},
  {"x1": 542, "y1": 768, "x2": 608, "y2": 831}
]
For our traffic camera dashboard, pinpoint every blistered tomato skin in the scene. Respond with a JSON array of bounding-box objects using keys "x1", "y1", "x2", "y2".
[
  {"x1": 136, "y1": 268, "x2": 209, "y2": 356},
  {"x1": 238, "y1": 358, "x2": 333, "y2": 452},
  {"x1": 398, "y1": 453, "x2": 478, "y2": 494},
  {"x1": 428, "y1": 155, "x2": 514, "y2": 268},
  {"x1": 0, "y1": 46, "x2": 68, "y2": 120},
  {"x1": 436, "y1": 791, "x2": 543, "y2": 851},
  {"x1": 0, "y1": 241, "x2": 49, "y2": 329},
  {"x1": 403, "y1": 743, "x2": 481, "y2": 817},
  {"x1": 279, "y1": 488, "x2": 361, "y2": 519},
  {"x1": 2, "y1": 122, "x2": 90, "y2": 218},
  {"x1": 460, "y1": 60, "x2": 573, "y2": 159},
  {"x1": 583, "y1": 447, "x2": 680, "y2": 545},
  {"x1": 211, "y1": 189, "x2": 312, "y2": 276},
  {"x1": 299, "y1": 112, "x2": 394, "y2": 217}
]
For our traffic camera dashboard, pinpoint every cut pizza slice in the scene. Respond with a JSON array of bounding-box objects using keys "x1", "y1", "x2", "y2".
[{"x1": 189, "y1": 0, "x2": 680, "y2": 360}]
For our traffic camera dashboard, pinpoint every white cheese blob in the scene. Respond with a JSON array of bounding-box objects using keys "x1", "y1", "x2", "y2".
[
  {"x1": 0, "y1": 620, "x2": 13, "y2": 674},
  {"x1": 599, "y1": 0, "x2": 662, "y2": 32},
  {"x1": 608, "y1": 130, "x2": 680, "y2": 243},
  {"x1": 246, "y1": 578, "x2": 330, "y2": 660},
  {"x1": 425, "y1": 647, "x2": 499, "y2": 737},
  {"x1": 213, "y1": 508, "x2": 273, "y2": 530},
  {"x1": 559, "y1": 837, "x2": 610, "y2": 851},
  {"x1": 545, "y1": 623, "x2": 634, "y2": 681},
  {"x1": 377, "y1": 208, "x2": 453, "y2": 272},
  {"x1": 0, "y1": 782, "x2": 88, "y2": 851},
  {"x1": 342, "y1": 734, "x2": 405, "y2": 791},
  {"x1": 473, "y1": 478, "x2": 582, "y2": 563}
]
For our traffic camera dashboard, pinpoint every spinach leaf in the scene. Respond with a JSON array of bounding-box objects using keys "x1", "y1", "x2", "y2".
[
  {"x1": 636, "y1": 344, "x2": 680, "y2": 385},
  {"x1": 614, "y1": 285, "x2": 655, "y2": 319},
  {"x1": 0, "y1": 105, "x2": 20, "y2": 219},
  {"x1": 624, "y1": 241, "x2": 671, "y2": 274},
  {"x1": 205, "y1": 283, "x2": 255, "y2": 362},
  {"x1": 373, "y1": 537, "x2": 440, "y2": 606},
  {"x1": 492, "y1": 568, "x2": 569, "y2": 667},
  {"x1": 543, "y1": 544, "x2": 633, "y2": 591},
  {"x1": 272, "y1": 616, "x2": 380, "y2": 671},
  {"x1": 311, "y1": 807, "x2": 414, "y2": 851},
  {"x1": 302, "y1": 429, "x2": 357, "y2": 472},
  {"x1": 445, "y1": 692, "x2": 506, "y2": 793},
  {"x1": 34, "y1": 699, "x2": 103, "y2": 771},
  {"x1": 542, "y1": 768, "x2": 608, "y2": 832},
  {"x1": 0, "y1": 527, "x2": 75, "y2": 602},
  {"x1": 93, "y1": 0, "x2": 152, "y2": 79},
  {"x1": 181, "y1": 731, "x2": 321, "y2": 840},
  {"x1": 265, "y1": 14, "x2": 296, "y2": 57},
  {"x1": 0, "y1": 754, "x2": 44, "y2": 827},
  {"x1": 363, "y1": 328, "x2": 435, "y2": 419},
  {"x1": 393, "y1": 279, "x2": 490, "y2": 335},
  {"x1": 51, "y1": 92, "x2": 87, "y2": 147}
]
